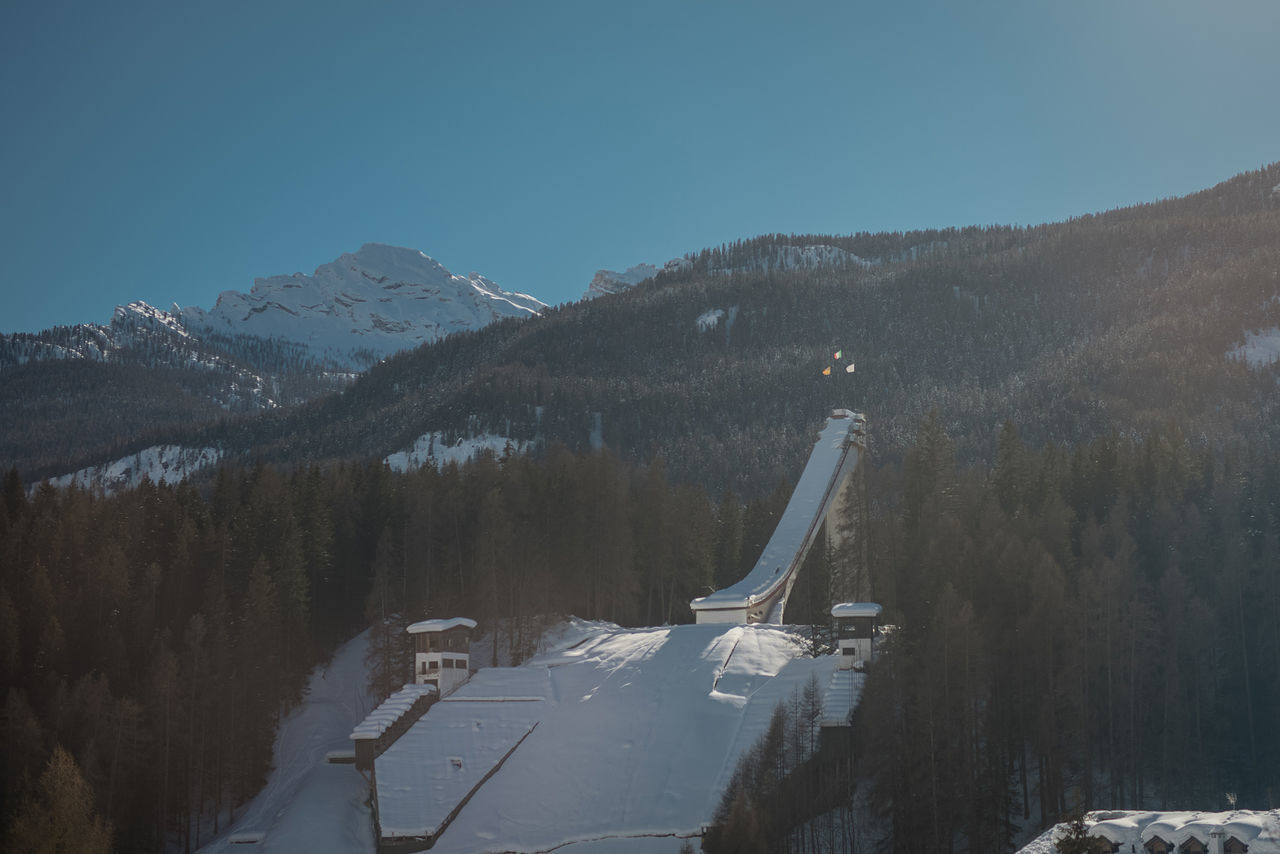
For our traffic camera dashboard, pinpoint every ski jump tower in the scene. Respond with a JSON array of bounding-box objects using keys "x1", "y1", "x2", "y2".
[{"x1": 690, "y1": 410, "x2": 868, "y2": 625}]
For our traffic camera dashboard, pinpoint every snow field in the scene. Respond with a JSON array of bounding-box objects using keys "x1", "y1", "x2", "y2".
[
  {"x1": 385, "y1": 430, "x2": 527, "y2": 472},
  {"x1": 196, "y1": 629, "x2": 376, "y2": 854},
  {"x1": 1232, "y1": 327, "x2": 1280, "y2": 368},
  {"x1": 418, "y1": 622, "x2": 835, "y2": 853},
  {"x1": 41, "y1": 445, "x2": 222, "y2": 495},
  {"x1": 197, "y1": 620, "x2": 847, "y2": 854}
]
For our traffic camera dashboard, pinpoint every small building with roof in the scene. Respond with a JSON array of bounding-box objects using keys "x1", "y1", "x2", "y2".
[
  {"x1": 407, "y1": 617, "x2": 476, "y2": 697},
  {"x1": 831, "y1": 602, "x2": 882, "y2": 670}
]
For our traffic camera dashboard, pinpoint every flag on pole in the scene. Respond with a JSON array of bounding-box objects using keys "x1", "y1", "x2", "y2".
[{"x1": 833, "y1": 350, "x2": 843, "y2": 360}]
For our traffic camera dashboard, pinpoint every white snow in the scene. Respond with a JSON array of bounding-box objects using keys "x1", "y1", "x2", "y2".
[
  {"x1": 1018, "y1": 810, "x2": 1280, "y2": 854},
  {"x1": 696, "y1": 308, "x2": 725, "y2": 331},
  {"x1": 40, "y1": 445, "x2": 222, "y2": 495},
  {"x1": 384, "y1": 431, "x2": 526, "y2": 472},
  {"x1": 375, "y1": 697, "x2": 546, "y2": 841},
  {"x1": 350, "y1": 683, "x2": 437, "y2": 741},
  {"x1": 196, "y1": 630, "x2": 376, "y2": 854},
  {"x1": 818, "y1": 668, "x2": 865, "y2": 727},
  {"x1": 407, "y1": 617, "x2": 479, "y2": 634},
  {"x1": 710, "y1": 243, "x2": 869, "y2": 275},
  {"x1": 418, "y1": 622, "x2": 834, "y2": 853},
  {"x1": 196, "y1": 617, "x2": 857, "y2": 854},
  {"x1": 691, "y1": 412, "x2": 864, "y2": 616},
  {"x1": 182, "y1": 243, "x2": 546, "y2": 369},
  {"x1": 1232, "y1": 327, "x2": 1280, "y2": 367},
  {"x1": 830, "y1": 603, "x2": 882, "y2": 618}
]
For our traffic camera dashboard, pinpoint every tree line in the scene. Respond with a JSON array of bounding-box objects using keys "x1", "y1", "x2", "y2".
[
  {"x1": 0, "y1": 441, "x2": 799, "y2": 851},
  {"x1": 710, "y1": 415, "x2": 1280, "y2": 852}
]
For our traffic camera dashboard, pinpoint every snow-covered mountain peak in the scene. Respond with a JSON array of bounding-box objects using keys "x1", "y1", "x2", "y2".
[
  {"x1": 182, "y1": 244, "x2": 547, "y2": 369},
  {"x1": 113, "y1": 300, "x2": 192, "y2": 339}
]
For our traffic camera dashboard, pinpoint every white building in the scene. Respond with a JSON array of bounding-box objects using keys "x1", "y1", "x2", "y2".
[
  {"x1": 407, "y1": 617, "x2": 476, "y2": 697},
  {"x1": 831, "y1": 602, "x2": 881, "y2": 670}
]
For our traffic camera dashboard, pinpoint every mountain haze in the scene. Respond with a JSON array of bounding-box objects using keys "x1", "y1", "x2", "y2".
[
  {"x1": 0, "y1": 245, "x2": 546, "y2": 480},
  {"x1": 175, "y1": 162, "x2": 1280, "y2": 499},
  {"x1": 7, "y1": 164, "x2": 1280, "y2": 495}
]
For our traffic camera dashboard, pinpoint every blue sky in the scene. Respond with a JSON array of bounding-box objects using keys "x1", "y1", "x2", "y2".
[{"x1": 2, "y1": 0, "x2": 1278, "y2": 333}]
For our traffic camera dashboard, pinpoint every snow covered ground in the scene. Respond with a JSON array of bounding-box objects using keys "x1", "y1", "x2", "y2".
[
  {"x1": 195, "y1": 630, "x2": 376, "y2": 854},
  {"x1": 417, "y1": 621, "x2": 836, "y2": 853},
  {"x1": 199, "y1": 619, "x2": 842, "y2": 854},
  {"x1": 39, "y1": 445, "x2": 222, "y2": 495},
  {"x1": 384, "y1": 431, "x2": 527, "y2": 472},
  {"x1": 1232, "y1": 327, "x2": 1280, "y2": 368},
  {"x1": 1018, "y1": 810, "x2": 1280, "y2": 854}
]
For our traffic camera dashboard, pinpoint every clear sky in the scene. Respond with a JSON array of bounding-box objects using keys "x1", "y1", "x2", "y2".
[{"x1": 2, "y1": 0, "x2": 1278, "y2": 333}]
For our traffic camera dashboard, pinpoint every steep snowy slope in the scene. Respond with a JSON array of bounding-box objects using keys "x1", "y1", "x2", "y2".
[
  {"x1": 200, "y1": 621, "x2": 838, "y2": 854},
  {"x1": 382, "y1": 622, "x2": 835, "y2": 853},
  {"x1": 181, "y1": 243, "x2": 546, "y2": 368}
]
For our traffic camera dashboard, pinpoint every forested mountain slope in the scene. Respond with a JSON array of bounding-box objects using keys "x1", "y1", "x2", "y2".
[
  {"x1": 199, "y1": 163, "x2": 1280, "y2": 497},
  {"x1": 0, "y1": 245, "x2": 543, "y2": 482}
]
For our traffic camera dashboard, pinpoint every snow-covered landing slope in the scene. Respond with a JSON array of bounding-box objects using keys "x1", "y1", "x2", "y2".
[
  {"x1": 422, "y1": 622, "x2": 836, "y2": 853},
  {"x1": 196, "y1": 621, "x2": 839, "y2": 854}
]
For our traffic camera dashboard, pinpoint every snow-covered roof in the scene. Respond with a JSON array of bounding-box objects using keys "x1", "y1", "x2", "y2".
[
  {"x1": 385, "y1": 623, "x2": 838, "y2": 853},
  {"x1": 1142, "y1": 812, "x2": 1272, "y2": 846},
  {"x1": 443, "y1": 666, "x2": 553, "y2": 702},
  {"x1": 1027, "y1": 811, "x2": 1280, "y2": 854},
  {"x1": 831, "y1": 602, "x2": 882, "y2": 619},
  {"x1": 375, "y1": 693, "x2": 547, "y2": 840},
  {"x1": 350, "y1": 683, "x2": 437, "y2": 740},
  {"x1": 406, "y1": 617, "x2": 477, "y2": 634}
]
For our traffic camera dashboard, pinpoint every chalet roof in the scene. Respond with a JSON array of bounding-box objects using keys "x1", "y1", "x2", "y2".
[
  {"x1": 407, "y1": 617, "x2": 477, "y2": 634},
  {"x1": 831, "y1": 602, "x2": 883, "y2": 618},
  {"x1": 1139, "y1": 812, "x2": 1272, "y2": 848}
]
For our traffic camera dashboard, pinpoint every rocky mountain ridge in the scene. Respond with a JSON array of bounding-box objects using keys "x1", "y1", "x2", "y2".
[{"x1": 180, "y1": 243, "x2": 547, "y2": 369}]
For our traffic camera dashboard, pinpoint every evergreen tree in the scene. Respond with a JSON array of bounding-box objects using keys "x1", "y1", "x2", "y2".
[{"x1": 6, "y1": 746, "x2": 112, "y2": 854}]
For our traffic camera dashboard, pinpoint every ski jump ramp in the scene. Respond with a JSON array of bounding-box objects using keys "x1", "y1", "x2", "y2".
[{"x1": 690, "y1": 409, "x2": 867, "y2": 625}]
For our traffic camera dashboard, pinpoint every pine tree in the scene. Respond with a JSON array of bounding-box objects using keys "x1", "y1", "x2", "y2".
[{"x1": 5, "y1": 746, "x2": 113, "y2": 854}]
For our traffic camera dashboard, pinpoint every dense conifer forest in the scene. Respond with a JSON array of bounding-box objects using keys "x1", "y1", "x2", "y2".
[
  {"x1": 0, "y1": 446, "x2": 799, "y2": 850},
  {"x1": 5, "y1": 412, "x2": 1278, "y2": 851},
  {"x1": 162, "y1": 162, "x2": 1280, "y2": 501},
  {"x1": 8, "y1": 164, "x2": 1280, "y2": 496},
  {"x1": 708, "y1": 418, "x2": 1280, "y2": 852}
]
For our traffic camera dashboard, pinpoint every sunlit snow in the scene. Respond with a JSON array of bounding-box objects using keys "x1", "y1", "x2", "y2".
[
  {"x1": 1017, "y1": 810, "x2": 1280, "y2": 854},
  {"x1": 1232, "y1": 327, "x2": 1280, "y2": 367},
  {"x1": 41, "y1": 445, "x2": 222, "y2": 494},
  {"x1": 384, "y1": 431, "x2": 526, "y2": 472},
  {"x1": 199, "y1": 619, "x2": 846, "y2": 854}
]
